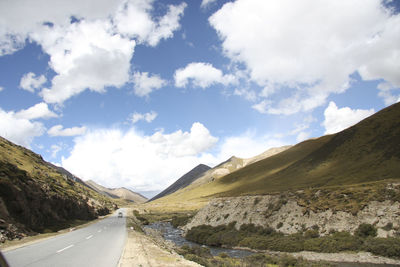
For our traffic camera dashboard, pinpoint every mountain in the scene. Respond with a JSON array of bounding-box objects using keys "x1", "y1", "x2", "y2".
[
  {"x1": 0, "y1": 137, "x2": 115, "y2": 242},
  {"x1": 85, "y1": 180, "x2": 147, "y2": 203},
  {"x1": 149, "y1": 164, "x2": 211, "y2": 202},
  {"x1": 148, "y1": 102, "x2": 400, "y2": 209},
  {"x1": 148, "y1": 145, "x2": 291, "y2": 210}
]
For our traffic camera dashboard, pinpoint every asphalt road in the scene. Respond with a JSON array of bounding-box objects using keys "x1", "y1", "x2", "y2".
[{"x1": 3, "y1": 209, "x2": 127, "y2": 267}]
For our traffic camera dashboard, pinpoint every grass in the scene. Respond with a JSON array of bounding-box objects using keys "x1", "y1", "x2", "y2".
[
  {"x1": 177, "y1": 244, "x2": 333, "y2": 267},
  {"x1": 149, "y1": 103, "x2": 400, "y2": 212},
  {"x1": 0, "y1": 136, "x2": 117, "y2": 239},
  {"x1": 185, "y1": 223, "x2": 400, "y2": 259}
]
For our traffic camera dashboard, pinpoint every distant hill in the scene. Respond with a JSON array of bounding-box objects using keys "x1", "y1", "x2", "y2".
[
  {"x1": 0, "y1": 137, "x2": 115, "y2": 242},
  {"x1": 149, "y1": 164, "x2": 211, "y2": 202},
  {"x1": 86, "y1": 180, "x2": 147, "y2": 203},
  {"x1": 148, "y1": 102, "x2": 400, "y2": 210},
  {"x1": 148, "y1": 145, "x2": 291, "y2": 210}
]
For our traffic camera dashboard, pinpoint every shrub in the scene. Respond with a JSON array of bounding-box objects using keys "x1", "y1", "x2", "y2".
[
  {"x1": 382, "y1": 222, "x2": 393, "y2": 231},
  {"x1": 363, "y1": 237, "x2": 400, "y2": 258},
  {"x1": 355, "y1": 223, "x2": 377, "y2": 238},
  {"x1": 304, "y1": 229, "x2": 320, "y2": 239},
  {"x1": 277, "y1": 222, "x2": 283, "y2": 229}
]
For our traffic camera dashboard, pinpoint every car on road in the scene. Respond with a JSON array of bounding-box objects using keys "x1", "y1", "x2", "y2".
[{"x1": 118, "y1": 212, "x2": 123, "y2": 218}]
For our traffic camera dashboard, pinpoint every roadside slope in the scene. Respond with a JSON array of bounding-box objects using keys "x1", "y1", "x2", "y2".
[{"x1": 0, "y1": 137, "x2": 115, "y2": 242}]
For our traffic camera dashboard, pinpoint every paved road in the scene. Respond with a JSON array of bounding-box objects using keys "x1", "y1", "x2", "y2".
[{"x1": 3, "y1": 209, "x2": 127, "y2": 267}]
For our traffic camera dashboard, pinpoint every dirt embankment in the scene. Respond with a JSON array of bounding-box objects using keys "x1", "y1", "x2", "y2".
[{"x1": 184, "y1": 194, "x2": 400, "y2": 238}]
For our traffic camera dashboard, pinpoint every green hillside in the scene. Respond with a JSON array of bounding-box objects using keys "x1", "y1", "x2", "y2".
[
  {"x1": 149, "y1": 102, "x2": 400, "y2": 210},
  {"x1": 217, "y1": 102, "x2": 400, "y2": 196},
  {"x1": 0, "y1": 137, "x2": 115, "y2": 241}
]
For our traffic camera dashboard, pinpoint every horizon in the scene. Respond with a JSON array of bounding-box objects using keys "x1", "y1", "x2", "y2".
[{"x1": 0, "y1": 0, "x2": 399, "y2": 197}]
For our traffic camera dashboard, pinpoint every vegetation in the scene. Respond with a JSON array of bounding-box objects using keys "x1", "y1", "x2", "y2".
[
  {"x1": 177, "y1": 245, "x2": 333, "y2": 267},
  {"x1": 0, "y1": 136, "x2": 116, "y2": 239},
  {"x1": 186, "y1": 223, "x2": 400, "y2": 258},
  {"x1": 130, "y1": 210, "x2": 195, "y2": 228},
  {"x1": 147, "y1": 103, "x2": 400, "y2": 211}
]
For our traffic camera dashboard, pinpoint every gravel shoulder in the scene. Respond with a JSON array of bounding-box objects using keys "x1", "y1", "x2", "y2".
[{"x1": 118, "y1": 228, "x2": 200, "y2": 267}]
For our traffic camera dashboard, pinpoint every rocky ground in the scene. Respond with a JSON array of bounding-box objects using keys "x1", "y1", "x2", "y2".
[{"x1": 184, "y1": 195, "x2": 400, "y2": 237}]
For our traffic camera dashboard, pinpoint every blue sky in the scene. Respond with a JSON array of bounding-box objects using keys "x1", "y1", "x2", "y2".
[{"x1": 0, "y1": 0, "x2": 399, "y2": 197}]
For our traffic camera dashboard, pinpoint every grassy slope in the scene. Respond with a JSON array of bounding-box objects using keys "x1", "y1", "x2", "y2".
[
  {"x1": 0, "y1": 137, "x2": 115, "y2": 234},
  {"x1": 149, "y1": 102, "x2": 400, "y2": 210}
]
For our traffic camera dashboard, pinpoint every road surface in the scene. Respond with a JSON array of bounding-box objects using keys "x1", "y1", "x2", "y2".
[{"x1": 3, "y1": 209, "x2": 126, "y2": 267}]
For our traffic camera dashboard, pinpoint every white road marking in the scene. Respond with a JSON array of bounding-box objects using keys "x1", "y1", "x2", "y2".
[
  {"x1": 86, "y1": 235, "x2": 93, "y2": 240},
  {"x1": 98, "y1": 230, "x2": 102, "y2": 233},
  {"x1": 56, "y1": 244, "x2": 74, "y2": 253}
]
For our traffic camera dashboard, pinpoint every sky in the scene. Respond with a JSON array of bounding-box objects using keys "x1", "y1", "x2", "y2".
[{"x1": 0, "y1": 0, "x2": 399, "y2": 198}]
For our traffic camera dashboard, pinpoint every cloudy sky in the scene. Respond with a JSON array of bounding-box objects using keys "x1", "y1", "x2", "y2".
[{"x1": 0, "y1": 0, "x2": 399, "y2": 197}]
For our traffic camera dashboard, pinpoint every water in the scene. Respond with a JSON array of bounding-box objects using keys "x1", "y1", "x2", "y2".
[
  {"x1": 144, "y1": 222, "x2": 254, "y2": 258},
  {"x1": 144, "y1": 222, "x2": 399, "y2": 267}
]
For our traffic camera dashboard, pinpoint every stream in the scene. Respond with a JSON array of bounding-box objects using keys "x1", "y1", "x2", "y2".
[
  {"x1": 144, "y1": 222, "x2": 399, "y2": 267},
  {"x1": 144, "y1": 222, "x2": 254, "y2": 258}
]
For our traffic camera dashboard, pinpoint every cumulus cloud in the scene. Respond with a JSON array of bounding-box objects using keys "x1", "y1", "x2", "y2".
[
  {"x1": 130, "y1": 111, "x2": 157, "y2": 124},
  {"x1": 0, "y1": 108, "x2": 45, "y2": 147},
  {"x1": 115, "y1": 1, "x2": 186, "y2": 46},
  {"x1": 61, "y1": 122, "x2": 218, "y2": 191},
  {"x1": 323, "y1": 102, "x2": 375, "y2": 134},
  {"x1": 214, "y1": 132, "x2": 287, "y2": 161},
  {"x1": 210, "y1": 0, "x2": 400, "y2": 114},
  {"x1": 201, "y1": 0, "x2": 217, "y2": 9},
  {"x1": 19, "y1": 72, "x2": 47, "y2": 93},
  {"x1": 31, "y1": 20, "x2": 135, "y2": 104},
  {"x1": 0, "y1": 0, "x2": 123, "y2": 56},
  {"x1": 15, "y1": 102, "x2": 58, "y2": 120},
  {"x1": 0, "y1": 86, "x2": 4, "y2": 92},
  {"x1": 0, "y1": 0, "x2": 186, "y2": 104},
  {"x1": 132, "y1": 72, "x2": 166, "y2": 97},
  {"x1": 174, "y1": 62, "x2": 236, "y2": 88},
  {"x1": 48, "y1": 125, "x2": 87, "y2": 137}
]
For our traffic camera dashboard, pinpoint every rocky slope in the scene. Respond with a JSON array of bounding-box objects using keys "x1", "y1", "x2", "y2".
[
  {"x1": 0, "y1": 137, "x2": 115, "y2": 242},
  {"x1": 86, "y1": 180, "x2": 147, "y2": 203},
  {"x1": 150, "y1": 164, "x2": 211, "y2": 202},
  {"x1": 184, "y1": 183, "x2": 400, "y2": 238}
]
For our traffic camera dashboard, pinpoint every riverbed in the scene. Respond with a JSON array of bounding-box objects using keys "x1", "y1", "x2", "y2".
[{"x1": 144, "y1": 222, "x2": 400, "y2": 267}]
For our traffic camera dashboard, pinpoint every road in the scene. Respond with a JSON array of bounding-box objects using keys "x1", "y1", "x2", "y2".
[{"x1": 3, "y1": 209, "x2": 126, "y2": 267}]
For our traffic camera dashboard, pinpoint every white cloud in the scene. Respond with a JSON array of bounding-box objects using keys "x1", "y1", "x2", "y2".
[
  {"x1": 115, "y1": 1, "x2": 186, "y2": 46},
  {"x1": 0, "y1": 108, "x2": 45, "y2": 147},
  {"x1": 215, "y1": 132, "x2": 286, "y2": 161},
  {"x1": 61, "y1": 122, "x2": 218, "y2": 191},
  {"x1": 19, "y1": 72, "x2": 47, "y2": 93},
  {"x1": 48, "y1": 125, "x2": 87, "y2": 137},
  {"x1": 1, "y1": 0, "x2": 186, "y2": 104},
  {"x1": 323, "y1": 101, "x2": 375, "y2": 134},
  {"x1": 130, "y1": 111, "x2": 157, "y2": 124},
  {"x1": 201, "y1": 0, "x2": 217, "y2": 9},
  {"x1": 0, "y1": 86, "x2": 3, "y2": 92},
  {"x1": 31, "y1": 20, "x2": 135, "y2": 104},
  {"x1": 0, "y1": 0, "x2": 123, "y2": 56},
  {"x1": 210, "y1": 0, "x2": 400, "y2": 114},
  {"x1": 174, "y1": 62, "x2": 236, "y2": 88},
  {"x1": 50, "y1": 144, "x2": 63, "y2": 158},
  {"x1": 132, "y1": 72, "x2": 166, "y2": 97},
  {"x1": 15, "y1": 102, "x2": 58, "y2": 120}
]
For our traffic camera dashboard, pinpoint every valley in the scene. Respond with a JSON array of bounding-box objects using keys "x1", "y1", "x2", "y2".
[{"x1": 1, "y1": 102, "x2": 400, "y2": 266}]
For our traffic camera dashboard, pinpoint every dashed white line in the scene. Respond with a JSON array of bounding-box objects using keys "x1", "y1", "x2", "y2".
[
  {"x1": 56, "y1": 244, "x2": 74, "y2": 253},
  {"x1": 86, "y1": 235, "x2": 93, "y2": 240}
]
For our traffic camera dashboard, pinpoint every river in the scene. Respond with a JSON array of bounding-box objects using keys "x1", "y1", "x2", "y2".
[{"x1": 144, "y1": 222, "x2": 399, "y2": 267}]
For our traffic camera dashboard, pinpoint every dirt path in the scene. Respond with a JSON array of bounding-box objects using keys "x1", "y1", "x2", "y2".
[{"x1": 118, "y1": 229, "x2": 200, "y2": 267}]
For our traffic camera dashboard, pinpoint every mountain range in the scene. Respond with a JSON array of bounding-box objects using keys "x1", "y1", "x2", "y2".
[{"x1": 148, "y1": 102, "x2": 400, "y2": 210}]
